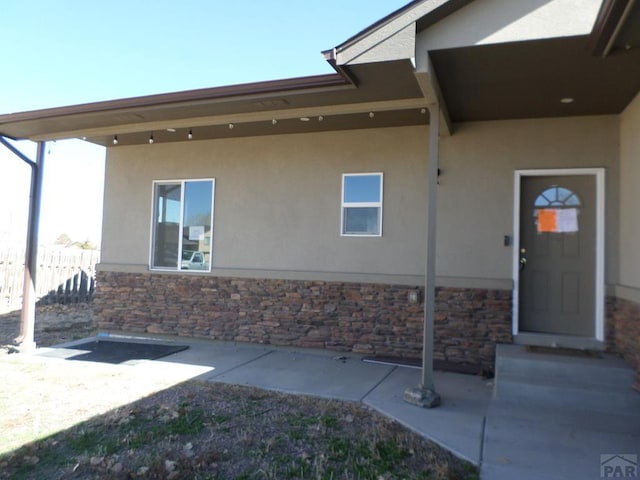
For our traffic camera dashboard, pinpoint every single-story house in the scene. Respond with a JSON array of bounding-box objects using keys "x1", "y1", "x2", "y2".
[{"x1": 1, "y1": 0, "x2": 639, "y2": 387}]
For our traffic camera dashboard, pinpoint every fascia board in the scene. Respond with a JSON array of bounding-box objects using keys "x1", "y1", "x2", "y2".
[{"x1": 333, "y1": 0, "x2": 450, "y2": 66}]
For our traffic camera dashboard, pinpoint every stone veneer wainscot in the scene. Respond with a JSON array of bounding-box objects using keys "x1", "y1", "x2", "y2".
[
  {"x1": 607, "y1": 296, "x2": 640, "y2": 391},
  {"x1": 94, "y1": 271, "x2": 513, "y2": 371}
]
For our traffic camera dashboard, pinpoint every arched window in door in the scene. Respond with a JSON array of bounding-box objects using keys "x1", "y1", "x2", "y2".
[{"x1": 534, "y1": 186, "x2": 581, "y2": 208}]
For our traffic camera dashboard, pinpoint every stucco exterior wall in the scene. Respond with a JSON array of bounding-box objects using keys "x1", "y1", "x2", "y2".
[
  {"x1": 437, "y1": 115, "x2": 620, "y2": 286},
  {"x1": 101, "y1": 116, "x2": 619, "y2": 288},
  {"x1": 101, "y1": 126, "x2": 429, "y2": 282},
  {"x1": 415, "y1": 0, "x2": 600, "y2": 71},
  {"x1": 619, "y1": 91, "x2": 640, "y2": 293}
]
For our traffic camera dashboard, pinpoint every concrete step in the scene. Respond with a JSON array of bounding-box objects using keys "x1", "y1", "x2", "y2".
[
  {"x1": 485, "y1": 344, "x2": 640, "y2": 480},
  {"x1": 494, "y1": 374, "x2": 640, "y2": 412},
  {"x1": 487, "y1": 397, "x2": 640, "y2": 433},
  {"x1": 482, "y1": 401, "x2": 640, "y2": 480},
  {"x1": 494, "y1": 344, "x2": 639, "y2": 412},
  {"x1": 496, "y1": 344, "x2": 634, "y2": 389}
]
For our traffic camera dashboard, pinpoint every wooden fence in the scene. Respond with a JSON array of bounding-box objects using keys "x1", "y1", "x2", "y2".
[{"x1": 0, "y1": 247, "x2": 100, "y2": 312}]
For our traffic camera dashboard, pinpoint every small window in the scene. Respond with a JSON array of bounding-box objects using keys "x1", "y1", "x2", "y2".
[
  {"x1": 151, "y1": 179, "x2": 215, "y2": 271},
  {"x1": 341, "y1": 173, "x2": 383, "y2": 236}
]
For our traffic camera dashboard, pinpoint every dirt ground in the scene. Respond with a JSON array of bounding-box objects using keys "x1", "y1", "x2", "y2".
[
  {"x1": 0, "y1": 304, "x2": 477, "y2": 479},
  {"x1": 0, "y1": 303, "x2": 96, "y2": 352}
]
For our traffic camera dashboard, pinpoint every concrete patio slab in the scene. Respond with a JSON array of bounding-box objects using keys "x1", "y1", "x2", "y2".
[
  {"x1": 207, "y1": 348, "x2": 395, "y2": 402},
  {"x1": 363, "y1": 366, "x2": 493, "y2": 465},
  {"x1": 155, "y1": 338, "x2": 274, "y2": 377},
  {"x1": 34, "y1": 335, "x2": 640, "y2": 479}
]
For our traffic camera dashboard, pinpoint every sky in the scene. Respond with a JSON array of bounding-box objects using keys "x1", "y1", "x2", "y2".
[{"x1": 0, "y1": 0, "x2": 409, "y2": 248}]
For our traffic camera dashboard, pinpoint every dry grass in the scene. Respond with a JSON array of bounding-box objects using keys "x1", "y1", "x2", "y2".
[
  {"x1": 0, "y1": 305, "x2": 478, "y2": 479},
  {"x1": 0, "y1": 379, "x2": 477, "y2": 479}
]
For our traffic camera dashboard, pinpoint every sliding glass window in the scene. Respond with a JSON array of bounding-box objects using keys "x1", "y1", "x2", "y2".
[{"x1": 151, "y1": 179, "x2": 214, "y2": 271}]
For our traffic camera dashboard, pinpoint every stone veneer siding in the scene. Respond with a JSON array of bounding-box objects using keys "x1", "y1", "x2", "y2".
[
  {"x1": 94, "y1": 271, "x2": 513, "y2": 371},
  {"x1": 606, "y1": 296, "x2": 640, "y2": 391}
]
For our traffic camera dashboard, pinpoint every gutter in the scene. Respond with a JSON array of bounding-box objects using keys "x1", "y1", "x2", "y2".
[{"x1": 0, "y1": 73, "x2": 351, "y2": 127}]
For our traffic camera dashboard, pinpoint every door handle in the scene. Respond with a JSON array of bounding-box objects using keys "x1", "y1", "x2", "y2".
[{"x1": 519, "y1": 248, "x2": 527, "y2": 272}]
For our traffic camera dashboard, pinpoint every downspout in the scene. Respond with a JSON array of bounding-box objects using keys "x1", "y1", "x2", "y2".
[
  {"x1": 0, "y1": 137, "x2": 45, "y2": 352},
  {"x1": 403, "y1": 103, "x2": 441, "y2": 408}
]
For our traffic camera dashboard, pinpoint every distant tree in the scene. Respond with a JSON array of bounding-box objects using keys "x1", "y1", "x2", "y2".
[
  {"x1": 54, "y1": 233, "x2": 72, "y2": 246},
  {"x1": 54, "y1": 234, "x2": 98, "y2": 250},
  {"x1": 71, "y1": 239, "x2": 98, "y2": 250}
]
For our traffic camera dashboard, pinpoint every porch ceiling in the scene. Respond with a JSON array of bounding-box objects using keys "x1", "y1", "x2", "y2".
[
  {"x1": 430, "y1": 35, "x2": 640, "y2": 122},
  {"x1": 0, "y1": 60, "x2": 429, "y2": 147}
]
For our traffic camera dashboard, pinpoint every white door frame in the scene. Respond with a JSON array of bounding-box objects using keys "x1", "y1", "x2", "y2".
[{"x1": 512, "y1": 168, "x2": 605, "y2": 341}]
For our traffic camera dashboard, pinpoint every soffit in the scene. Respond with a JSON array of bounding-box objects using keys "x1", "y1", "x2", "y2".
[
  {"x1": 430, "y1": 35, "x2": 640, "y2": 122},
  {"x1": 0, "y1": 60, "x2": 428, "y2": 146}
]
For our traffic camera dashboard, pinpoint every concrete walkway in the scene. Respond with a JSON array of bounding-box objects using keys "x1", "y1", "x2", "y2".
[{"x1": 40, "y1": 335, "x2": 640, "y2": 479}]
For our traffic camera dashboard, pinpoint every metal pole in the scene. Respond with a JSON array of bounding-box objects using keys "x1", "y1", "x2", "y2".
[
  {"x1": 421, "y1": 104, "x2": 439, "y2": 390},
  {"x1": 15, "y1": 141, "x2": 45, "y2": 351},
  {"x1": 404, "y1": 104, "x2": 440, "y2": 408}
]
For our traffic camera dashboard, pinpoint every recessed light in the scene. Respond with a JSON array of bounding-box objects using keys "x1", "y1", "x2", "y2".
[
  {"x1": 166, "y1": 128, "x2": 176, "y2": 133},
  {"x1": 560, "y1": 97, "x2": 574, "y2": 104},
  {"x1": 300, "y1": 117, "x2": 310, "y2": 122}
]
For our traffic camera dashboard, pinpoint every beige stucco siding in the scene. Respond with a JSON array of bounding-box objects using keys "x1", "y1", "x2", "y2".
[
  {"x1": 438, "y1": 115, "x2": 619, "y2": 285},
  {"x1": 620, "y1": 91, "x2": 640, "y2": 293},
  {"x1": 101, "y1": 116, "x2": 619, "y2": 287},
  {"x1": 101, "y1": 127, "x2": 429, "y2": 279}
]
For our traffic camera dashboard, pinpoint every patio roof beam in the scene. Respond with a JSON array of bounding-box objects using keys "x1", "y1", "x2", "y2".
[
  {"x1": 27, "y1": 98, "x2": 430, "y2": 143},
  {"x1": 0, "y1": 135, "x2": 35, "y2": 166}
]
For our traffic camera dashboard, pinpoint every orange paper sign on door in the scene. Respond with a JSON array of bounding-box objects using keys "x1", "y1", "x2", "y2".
[{"x1": 537, "y1": 209, "x2": 557, "y2": 233}]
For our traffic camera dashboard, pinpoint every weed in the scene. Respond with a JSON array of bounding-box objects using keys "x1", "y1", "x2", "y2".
[
  {"x1": 375, "y1": 439, "x2": 411, "y2": 471},
  {"x1": 211, "y1": 413, "x2": 232, "y2": 424},
  {"x1": 164, "y1": 406, "x2": 206, "y2": 435},
  {"x1": 0, "y1": 381, "x2": 478, "y2": 480},
  {"x1": 320, "y1": 414, "x2": 339, "y2": 429}
]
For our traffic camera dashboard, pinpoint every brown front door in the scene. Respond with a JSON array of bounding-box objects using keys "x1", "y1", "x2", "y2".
[{"x1": 519, "y1": 175, "x2": 596, "y2": 337}]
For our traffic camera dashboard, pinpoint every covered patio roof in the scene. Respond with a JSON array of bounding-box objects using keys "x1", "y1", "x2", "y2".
[
  {"x1": 0, "y1": 0, "x2": 638, "y2": 147},
  {"x1": 0, "y1": 60, "x2": 430, "y2": 147}
]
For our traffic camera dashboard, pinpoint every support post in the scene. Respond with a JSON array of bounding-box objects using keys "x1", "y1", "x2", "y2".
[
  {"x1": 404, "y1": 104, "x2": 441, "y2": 408},
  {"x1": 15, "y1": 141, "x2": 45, "y2": 352}
]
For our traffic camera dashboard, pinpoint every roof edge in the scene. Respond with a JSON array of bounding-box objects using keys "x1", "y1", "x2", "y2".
[
  {"x1": 0, "y1": 73, "x2": 350, "y2": 125},
  {"x1": 322, "y1": 0, "x2": 473, "y2": 66},
  {"x1": 324, "y1": 0, "x2": 425, "y2": 58}
]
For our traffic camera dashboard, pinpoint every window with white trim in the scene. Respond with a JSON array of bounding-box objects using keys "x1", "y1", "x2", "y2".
[
  {"x1": 341, "y1": 173, "x2": 383, "y2": 236},
  {"x1": 151, "y1": 179, "x2": 215, "y2": 271}
]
